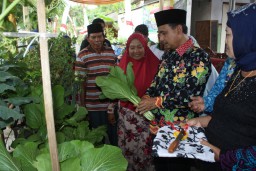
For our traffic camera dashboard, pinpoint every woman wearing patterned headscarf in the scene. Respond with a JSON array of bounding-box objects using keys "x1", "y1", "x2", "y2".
[
  {"x1": 187, "y1": 3, "x2": 256, "y2": 171},
  {"x1": 118, "y1": 33, "x2": 160, "y2": 171}
]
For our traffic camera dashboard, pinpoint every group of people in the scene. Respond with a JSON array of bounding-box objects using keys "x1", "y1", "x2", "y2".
[{"x1": 74, "y1": 3, "x2": 256, "y2": 171}]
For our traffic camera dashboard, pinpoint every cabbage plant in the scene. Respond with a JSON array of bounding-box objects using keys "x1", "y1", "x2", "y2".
[{"x1": 96, "y1": 62, "x2": 155, "y2": 121}]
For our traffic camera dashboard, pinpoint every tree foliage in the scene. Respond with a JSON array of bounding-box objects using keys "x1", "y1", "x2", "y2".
[{"x1": 87, "y1": 2, "x2": 125, "y2": 22}]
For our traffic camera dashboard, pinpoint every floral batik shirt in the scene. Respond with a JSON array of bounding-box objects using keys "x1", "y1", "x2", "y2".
[{"x1": 145, "y1": 38, "x2": 211, "y2": 133}]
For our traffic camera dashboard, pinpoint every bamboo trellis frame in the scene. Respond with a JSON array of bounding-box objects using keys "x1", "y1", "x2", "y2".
[{"x1": 37, "y1": 0, "x2": 60, "y2": 170}]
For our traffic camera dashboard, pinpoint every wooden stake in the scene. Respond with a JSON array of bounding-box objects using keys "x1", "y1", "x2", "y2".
[{"x1": 36, "y1": 1, "x2": 60, "y2": 171}]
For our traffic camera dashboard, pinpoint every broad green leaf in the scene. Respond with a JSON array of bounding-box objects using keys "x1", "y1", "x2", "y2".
[
  {"x1": 0, "y1": 64, "x2": 17, "y2": 71},
  {"x1": 109, "y1": 66, "x2": 127, "y2": 84},
  {"x1": 30, "y1": 86, "x2": 43, "y2": 97},
  {"x1": 0, "y1": 106, "x2": 24, "y2": 120},
  {"x1": 33, "y1": 153, "x2": 51, "y2": 171},
  {"x1": 24, "y1": 104, "x2": 44, "y2": 129},
  {"x1": 0, "y1": 83, "x2": 16, "y2": 93},
  {"x1": 0, "y1": 120, "x2": 10, "y2": 129},
  {"x1": 0, "y1": 71, "x2": 17, "y2": 82},
  {"x1": 56, "y1": 132, "x2": 66, "y2": 144},
  {"x1": 11, "y1": 138, "x2": 27, "y2": 148},
  {"x1": 37, "y1": 126, "x2": 47, "y2": 141},
  {"x1": 0, "y1": 138, "x2": 21, "y2": 171},
  {"x1": 126, "y1": 62, "x2": 137, "y2": 95},
  {"x1": 55, "y1": 103, "x2": 75, "y2": 120},
  {"x1": 96, "y1": 76, "x2": 132, "y2": 101},
  {"x1": 99, "y1": 93, "x2": 107, "y2": 99},
  {"x1": 81, "y1": 145, "x2": 128, "y2": 171},
  {"x1": 27, "y1": 134, "x2": 41, "y2": 142},
  {"x1": 64, "y1": 118, "x2": 77, "y2": 126},
  {"x1": 62, "y1": 126, "x2": 75, "y2": 141},
  {"x1": 13, "y1": 142, "x2": 38, "y2": 171},
  {"x1": 74, "y1": 121, "x2": 88, "y2": 140},
  {"x1": 61, "y1": 157, "x2": 81, "y2": 171},
  {"x1": 84, "y1": 125, "x2": 107, "y2": 144},
  {"x1": 5, "y1": 97, "x2": 36, "y2": 106},
  {"x1": 58, "y1": 140, "x2": 94, "y2": 162},
  {"x1": 52, "y1": 85, "x2": 64, "y2": 109},
  {"x1": 65, "y1": 106, "x2": 87, "y2": 126},
  {"x1": 95, "y1": 65, "x2": 153, "y2": 120},
  {"x1": 58, "y1": 141, "x2": 77, "y2": 162},
  {"x1": 70, "y1": 140, "x2": 94, "y2": 156},
  {"x1": 0, "y1": 100, "x2": 7, "y2": 106}
]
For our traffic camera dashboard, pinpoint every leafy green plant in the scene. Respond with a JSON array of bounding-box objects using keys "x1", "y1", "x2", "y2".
[
  {"x1": 13, "y1": 85, "x2": 106, "y2": 148},
  {"x1": 86, "y1": 2, "x2": 125, "y2": 22},
  {"x1": 96, "y1": 62, "x2": 155, "y2": 121},
  {"x1": 0, "y1": 63, "x2": 36, "y2": 129},
  {"x1": 105, "y1": 27, "x2": 117, "y2": 44},
  {"x1": 0, "y1": 34, "x2": 19, "y2": 62},
  {"x1": 0, "y1": 138, "x2": 128, "y2": 171},
  {"x1": 20, "y1": 33, "x2": 76, "y2": 93}
]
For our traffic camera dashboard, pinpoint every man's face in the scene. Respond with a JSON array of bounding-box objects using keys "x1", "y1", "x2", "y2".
[
  {"x1": 87, "y1": 32, "x2": 104, "y2": 51},
  {"x1": 158, "y1": 24, "x2": 179, "y2": 50},
  {"x1": 225, "y1": 26, "x2": 235, "y2": 58}
]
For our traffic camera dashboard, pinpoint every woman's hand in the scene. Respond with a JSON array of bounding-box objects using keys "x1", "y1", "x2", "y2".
[
  {"x1": 200, "y1": 139, "x2": 220, "y2": 161},
  {"x1": 187, "y1": 117, "x2": 203, "y2": 127},
  {"x1": 136, "y1": 97, "x2": 157, "y2": 115},
  {"x1": 187, "y1": 115, "x2": 212, "y2": 128},
  {"x1": 188, "y1": 96, "x2": 205, "y2": 113}
]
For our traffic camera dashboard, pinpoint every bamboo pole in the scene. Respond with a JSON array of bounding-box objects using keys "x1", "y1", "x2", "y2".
[
  {"x1": 159, "y1": 0, "x2": 164, "y2": 11},
  {"x1": 36, "y1": 1, "x2": 60, "y2": 171}
]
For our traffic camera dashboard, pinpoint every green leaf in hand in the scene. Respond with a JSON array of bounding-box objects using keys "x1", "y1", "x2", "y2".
[{"x1": 96, "y1": 64, "x2": 155, "y2": 121}]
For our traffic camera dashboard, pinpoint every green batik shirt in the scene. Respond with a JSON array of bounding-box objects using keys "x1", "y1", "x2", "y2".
[{"x1": 146, "y1": 38, "x2": 211, "y2": 127}]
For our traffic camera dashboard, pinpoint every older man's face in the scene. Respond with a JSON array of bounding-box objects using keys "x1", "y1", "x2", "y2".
[{"x1": 87, "y1": 32, "x2": 104, "y2": 51}]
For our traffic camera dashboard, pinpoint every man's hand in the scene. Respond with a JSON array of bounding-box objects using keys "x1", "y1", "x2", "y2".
[
  {"x1": 188, "y1": 96, "x2": 205, "y2": 113},
  {"x1": 136, "y1": 97, "x2": 157, "y2": 115},
  {"x1": 187, "y1": 115, "x2": 212, "y2": 128},
  {"x1": 200, "y1": 139, "x2": 220, "y2": 161}
]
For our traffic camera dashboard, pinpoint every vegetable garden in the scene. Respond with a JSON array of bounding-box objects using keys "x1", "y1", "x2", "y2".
[{"x1": 0, "y1": 0, "x2": 127, "y2": 170}]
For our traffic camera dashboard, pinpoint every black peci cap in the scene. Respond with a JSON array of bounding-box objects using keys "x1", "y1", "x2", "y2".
[
  {"x1": 87, "y1": 23, "x2": 103, "y2": 35},
  {"x1": 154, "y1": 9, "x2": 187, "y2": 27}
]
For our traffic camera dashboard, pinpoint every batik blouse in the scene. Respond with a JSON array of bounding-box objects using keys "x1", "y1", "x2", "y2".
[
  {"x1": 203, "y1": 57, "x2": 236, "y2": 112},
  {"x1": 145, "y1": 38, "x2": 211, "y2": 129}
]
